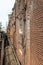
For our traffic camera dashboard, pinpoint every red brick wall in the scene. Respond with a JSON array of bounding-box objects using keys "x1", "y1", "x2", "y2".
[
  {"x1": 30, "y1": 0, "x2": 43, "y2": 65},
  {"x1": 7, "y1": 0, "x2": 43, "y2": 65}
]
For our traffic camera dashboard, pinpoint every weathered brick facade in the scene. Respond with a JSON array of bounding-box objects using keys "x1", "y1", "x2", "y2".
[{"x1": 7, "y1": 0, "x2": 43, "y2": 65}]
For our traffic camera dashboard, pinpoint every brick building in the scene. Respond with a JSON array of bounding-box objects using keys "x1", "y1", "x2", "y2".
[
  {"x1": 7, "y1": 0, "x2": 43, "y2": 65},
  {"x1": 30, "y1": 0, "x2": 43, "y2": 65}
]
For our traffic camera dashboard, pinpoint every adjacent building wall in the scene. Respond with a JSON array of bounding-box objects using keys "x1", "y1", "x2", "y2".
[{"x1": 7, "y1": 0, "x2": 43, "y2": 65}]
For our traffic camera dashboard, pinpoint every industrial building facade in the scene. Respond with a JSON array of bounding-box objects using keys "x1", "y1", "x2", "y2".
[{"x1": 7, "y1": 0, "x2": 43, "y2": 65}]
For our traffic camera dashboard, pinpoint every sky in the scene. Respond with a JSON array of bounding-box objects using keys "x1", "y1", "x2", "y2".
[{"x1": 0, "y1": 0, "x2": 15, "y2": 31}]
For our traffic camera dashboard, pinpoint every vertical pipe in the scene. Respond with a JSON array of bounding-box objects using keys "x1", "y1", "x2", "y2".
[{"x1": 1, "y1": 38, "x2": 4, "y2": 65}]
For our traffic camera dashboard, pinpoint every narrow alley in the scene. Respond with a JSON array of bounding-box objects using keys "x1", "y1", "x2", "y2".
[{"x1": 0, "y1": 0, "x2": 43, "y2": 65}]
